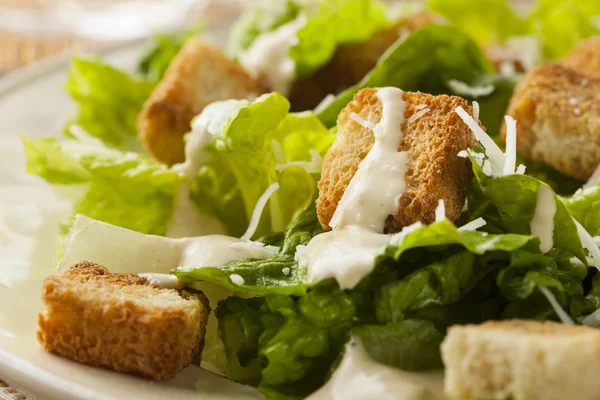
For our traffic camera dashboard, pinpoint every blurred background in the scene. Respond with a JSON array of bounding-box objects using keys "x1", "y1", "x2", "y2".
[{"x1": 0, "y1": 0, "x2": 242, "y2": 74}]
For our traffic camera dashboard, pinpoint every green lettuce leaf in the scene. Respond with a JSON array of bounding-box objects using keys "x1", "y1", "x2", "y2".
[
  {"x1": 190, "y1": 93, "x2": 335, "y2": 238},
  {"x1": 227, "y1": 0, "x2": 301, "y2": 57},
  {"x1": 461, "y1": 147, "x2": 585, "y2": 260},
  {"x1": 527, "y1": 0, "x2": 600, "y2": 59},
  {"x1": 217, "y1": 284, "x2": 364, "y2": 400},
  {"x1": 562, "y1": 186, "x2": 600, "y2": 236},
  {"x1": 64, "y1": 57, "x2": 153, "y2": 151},
  {"x1": 428, "y1": 0, "x2": 600, "y2": 60},
  {"x1": 352, "y1": 319, "x2": 444, "y2": 371},
  {"x1": 22, "y1": 135, "x2": 179, "y2": 235},
  {"x1": 138, "y1": 25, "x2": 205, "y2": 83},
  {"x1": 173, "y1": 207, "x2": 322, "y2": 295},
  {"x1": 498, "y1": 249, "x2": 588, "y2": 320},
  {"x1": 228, "y1": 0, "x2": 388, "y2": 81},
  {"x1": 215, "y1": 296, "x2": 266, "y2": 384},
  {"x1": 427, "y1": 0, "x2": 525, "y2": 44},
  {"x1": 315, "y1": 25, "x2": 494, "y2": 128}
]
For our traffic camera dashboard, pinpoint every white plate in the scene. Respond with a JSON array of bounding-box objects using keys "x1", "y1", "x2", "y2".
[{"x1": 0, "y1": 23, "x2": 264, "y2": 400}]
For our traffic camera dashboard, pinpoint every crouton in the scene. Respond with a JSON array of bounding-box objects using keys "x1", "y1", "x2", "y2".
[
  {"x1": 441, "y1": 320, "x2": 600, "y2": 400},
  {"x1": 502, "y1": 63, "x2": 600, "y2": 181},
  {"x1": 563, "y1": 37, "x2": 600, "y2": 78},
  {"x1": 317, "y1": 88, "x2": 477, "y2": 233},
  {"x1": 37, "y1": 261, "x2": 210, "y2": 380},
  {"x1": 138, "y1": 39, "x2": 267, "y2": 165},
  {"x1": 288, "y1": 11, "x2": 439, "y2": 111}
]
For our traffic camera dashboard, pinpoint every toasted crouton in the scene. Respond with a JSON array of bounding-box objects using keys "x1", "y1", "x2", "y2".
[
  {"x1": 563, "y1": 37, "x2": 600, "y2": 78},
  {"x1": 502, "y1": 63, "x2": 600, "y2": 180},
  {"x1": 317, "y1": 88, "x2": 477, "y2": 232},
  {"x1": 138, "y1": 39, "x2": 267, "y2": 165},
  {"x1": 37, "y1": 262, "x2": 210, "y2": 380},
  {"x1": 441, "y1": 320, "x2": 600, "y2": 400},
  {"x1": 288, "y1": 11, "x2": 439, "y2": 111}
]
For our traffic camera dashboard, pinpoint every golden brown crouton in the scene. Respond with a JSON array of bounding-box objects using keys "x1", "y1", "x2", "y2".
[
  {"x1": 138, "y1": 39, "x2": 267, "y2": 165},
  {"x1": 288, "y1": 11, "x2": 439, "y2": 111},
  {"x1": 317, "y1": 88, "x2": 477, "y2": 233},
  {"x1": 442, "y1": 320, "x2": 600, "y2": 400},
  {"x1": 563, "y1": 37, "x2": 600, "y2": 78},
  {"x1": 37, "y1": 261, "x2": 210, "y2": 381},
  {"x1": 502, "y1": 63, "x2": 600, "y2": 180}
]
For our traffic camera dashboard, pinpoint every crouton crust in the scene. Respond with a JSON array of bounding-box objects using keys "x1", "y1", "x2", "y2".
[
  {"x1": 563, "y1": 37, "x2": 600, "y2": 78},
  {"x1": 288, "y1": 11, "x2": 439, "y2": 111},
  {"x1": 317, "y1": 88, "x2": 477, "y2": 233},
  {"x1": 37, "y1": 261, "x2": 210, "y2": 381},
  {"x1": 502, "y1": 62, "x2": 600, "y2": 181},
  {"x1": 138, "y1": 39, "x2": 267, "y2": 165},
  {"x1": 442, "y1": 320, "x2": 600, "y2": 400}
]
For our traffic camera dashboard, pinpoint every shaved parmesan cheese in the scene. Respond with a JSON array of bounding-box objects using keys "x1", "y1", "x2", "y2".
[
  {"x1": 349, "y1": 112, "x2": 376, "y2": 130},
  {"x1": 472, "y1": 101, "x2": 480, "y2": 121},
  {"x1": 435, "y1": 199, "x2": 446, "y2": 222},
  {"x1": 539, "y1": 286, "x2": 574, "y2": 325},
  {"x1": 530, "y1": 185, "x2": 556, "y2": 253},
  {"x1": 415, "y1": 104, "x2": 428, "y2": 110},
  {"x1": 241, "y1": 182, "x2": 280, "y2": 240},
  {"x1": 448, "y1": 79, "x2": 495, "y2": 98},
  {"x1": 516, "y1": 164, "x2": 527, "y2": 175},
  {"x1": 503, "y1": 115, "x2": 517, "y2": 175},
  {"x1": 457, "y1": 150, "x2": 468, "y2": 158},
  {"x1": 574, "y1": 218, "x2": 600, "y2": 270},
  {"x1": 458, "y1": 218, "x2": 487, "y2": 232},
  {"x1": 455, "y1": 106, "x2": 505, "y2": 174},
  {"x1": 408, "y1": 107, "x2": 430, "y2": 123},
  {"x1": 584, "y1": 163, "x2": 600, "y2": 189},
  {"x1": 475, "y1": 236, "x2": 501, "y2": 253}
]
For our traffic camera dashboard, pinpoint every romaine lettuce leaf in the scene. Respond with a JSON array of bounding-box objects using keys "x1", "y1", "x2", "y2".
[
  {"x1": 22, "y1": 135, "x2": 179, "y2": 235},
  {"x1": 352, "y1": 319, "x2": 444, "y2": 371},
  {"x1": 228, "y1": 0, "x2": 388, "y2": 81},
  {"x1": 461, "y1": 147, "x2": 586, "y2": 260},
  {"x1": 562, "y1": 186, "x2": 600, "y2": 236},
  {"x1": 64, "y1": 57, "x2": 153, "y2": 151},
  {"x1": 190, "y1": 93, "x2": 335, "y2": 238},
  {"x1": 497, "y1": 249, "x2": 588, "y2": 320},
  {"x1": 217, "y1": 284, "x2": 364, "y2": 400},
  {"x1": 227, "y1": 0, "x2": 301, "y2": 57},
  {"x1": 173, "y1": 207, "x2": 322, "y2": 295},
  {"x1": 315, "y1": 25, "x2": 494, "y2": 128},
  {"x1": 428, "y1": 0, "x2": 600, "y2": 60},
  {"x1": 427, "y1": 0, "x2": 525, "y2": 44}
]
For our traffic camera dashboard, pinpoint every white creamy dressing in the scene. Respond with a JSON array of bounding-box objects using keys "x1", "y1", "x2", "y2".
[
  {"x1": 60, "y1": 215, "x2": 277, "y2": 275},
  {"x1": 138, "y1": 273, "x2": 184, "y2": 289},
  {"x1": 178, "y1": 236, "x2": 278, "y2": 272},
  {"x1": 166, "y1": 101, "x2": 244, "y2": 238},
  {"x1": 239, "y1": 14, "x2": 307, "y2": 96},
  {"x1": 297, "y1": 88, "x2": 409, "y2": 289},
  {"x1": 307, "y1": 340, "x2": 444, "y2": 400},
  {"x1": 296, "y1": 227, "x2": 392, "y2": 289},
  {"x1": 530, "y1": 185, "x2": 556, "y2": 253}
]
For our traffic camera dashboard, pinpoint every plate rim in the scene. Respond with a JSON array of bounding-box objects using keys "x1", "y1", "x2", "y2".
[{"x1": 0, "y1": 38, "x2": 144, "y2": 97}]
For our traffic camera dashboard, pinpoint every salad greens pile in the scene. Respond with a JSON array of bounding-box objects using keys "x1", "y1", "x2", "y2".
[
  {"x1": 428, "y1": 0, "x2": 600, "y2": 59},
  {"x1": 20, "y1": 0, "x2": 600, "y2": 398}
]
